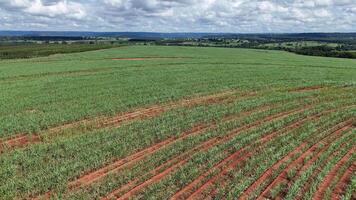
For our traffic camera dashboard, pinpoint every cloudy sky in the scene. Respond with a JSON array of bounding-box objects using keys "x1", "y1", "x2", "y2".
[{"x1": 0, "y1": 0, "x2": 355, "y2": 33}]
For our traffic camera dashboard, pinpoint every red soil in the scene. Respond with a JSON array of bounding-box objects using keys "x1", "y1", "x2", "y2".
[
  {"x1": 68, "y1": 124, "x2": 209, "y2": 190},
  {"x1": 186, "y1": 106, "x2": 340, "y2": 200},
  {"x1": 331, "y1": 163, "x2": 356, "y2": 200},
  {"x1": 293, "y1": 136, "x2": 354, "y2": 200},
  {"x1": 1, "y1": 90, "x2": 238, "y2": 154},
  {"x1": 282, "y1": 132, "x2": 351, "y2": 200},
  {"x1": 100, "y1": 105, "x2": 303, "y2": 200},
  {"x1": 101, "y1": 105, "x2": 276, "y2": 199},
  {"x1": 34, "y1": 99, "x2": 272, "y2": 200},
  {"x1": 256, "y1": 122, "x2": 352, "y2": 200},
  {"x1": 106, "y1": 132, "x2": 225, "y2": 200},
  {"x1": 32, "y1": 94, "x2": 343, "y2": 199},
  {"x1": 0, "y1": 134, "x2": 41, "y2": 153},
  {"x1": 240, "y1": 144, "x2": 308, "y2": 200},
  {"x1": 241, "y1": 115, "x2": 353, "y2": 200},
  {"x1": 313, "y1": 146, "x2": 355, "y2": 200},
  {"x1": 117, "y1": 159, "x2": 188, "y2": 200},
  {"x1": 169, "y1": 107, "x2": 307, "y2": 200}
]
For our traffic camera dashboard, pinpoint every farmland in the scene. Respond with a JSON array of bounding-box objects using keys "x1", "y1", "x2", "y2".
[{"x1": 0, "y1": 45, "x2": 355, "y2": 200}]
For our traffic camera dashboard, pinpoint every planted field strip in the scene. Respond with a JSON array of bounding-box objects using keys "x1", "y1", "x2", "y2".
[
  {"x1": 34, "y1": 90, "x2": 333, "y2": 199},
  {"x1": 240, "y1": 110, "x2": 354, "y2": 199},
  {"x1": 255, "y1": 121, "x2": 353, "y2": 200},
  {"x1": 97, "y1": 96, "x2": 326, "y2": 198},
  {"x1": 313, "y1": 146, "x2": 355, "y2": 200},
  {"x1": 67, "y1": 125, "x2": 210, "y2": 190},
  {"x1": 0, "y1": 67, "x2": 115, "y2": 82},
  {"x1": 33, "y1": 101, "x2": 275, "y2": 199},
  {"x1": 100, "y1": 99, "x2": 333, "y2": 199},
  {"x1": 146, "y1": 107, "x2": 311, "y2": 200},
  {"x1": 190, "y1": 109, "x2": 347, "y2": 199},
  {"x1": 105, "y1": 107, "x2": 306, "y2": 200},
  {"x1": 284, "y1": 132, "x2": 352, "y2": 200},
  {"x1": 100, "y1": 106, "x2": 290, "y2": 199},
  {"x1": 111, "y1": 57, "x2": 190, "y2": 61},
  {"x1": 290, "y1": 133, "x2": 355, "y2": 200},
  {"x1": 331, "y1": 162, "x2": 356, "y2": 199},
  {"x1": 69, "y1": 103, "x2": 275, "y2": 188},
  {"x1": 0, "y1": 90, "x2": 242, "y2": 153},
  {"x1": 110, "y1": 102, "x2": 354, "y2": 199},
  {"x1": 41, "y1": 117, "x2": 274, "y2": 199},
  {"x1": 289, "y1": 85, "x2": 326, "y2": 93},
  {"x1": 172, "y1": 106, "x2": 352, "y2": 200},
  {"x1": 2, "y1": 46, "x2": 356, "y2": 200}
]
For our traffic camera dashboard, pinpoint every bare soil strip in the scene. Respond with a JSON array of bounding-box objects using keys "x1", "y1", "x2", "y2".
[
  {"x1": 0, "y1": 134, "x2": 40, "y2": 153},
  {"x1": 289, "y1": 85, "x2": 325, "y2": 93},
  {"x1": 256, "y1": 122, "x2": 353, "y2": 200},
  {"x1": 0, "y1": 90, "x2": 240, "y2": 153},
  {"x1": 111, "y1": 57, "x2": 189, "y2": 61},
  {"x1": 313, "y1": 147, "x2": 356, "y2": 200},
  {"x1": 331, "y1": 163, "x2": 356, "y2": 200},
  {"x1": 102, "y1": 107, "x2": 306, "y2": 200}
]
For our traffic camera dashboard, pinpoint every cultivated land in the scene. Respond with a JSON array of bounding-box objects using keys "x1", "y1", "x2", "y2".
[{"x1": 0, "y1": 46, "x2": 355, "y2": 200}]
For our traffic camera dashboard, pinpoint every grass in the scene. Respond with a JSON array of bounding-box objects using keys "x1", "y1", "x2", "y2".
[
  {"x1": 0, "y1": 45, "x2": 355, "y2": 199},
  {"x1": 0, "y1": 43, "x2": 118, "y2": 59}
]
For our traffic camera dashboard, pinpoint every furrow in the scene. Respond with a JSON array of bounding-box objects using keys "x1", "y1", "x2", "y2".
[
  {"x1": 312, "y1": 147, "x2": 356, "y2": 200},
  {"x1": 331, "y1": 163, "x2": 356, "y2": 200},
  {"x1": 256, "y1": 122, "x2": 352, "y2": 200}
]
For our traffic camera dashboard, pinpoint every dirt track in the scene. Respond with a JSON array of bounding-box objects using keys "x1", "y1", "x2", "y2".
[
  {"x1": 111, "y1": 57, "x2": 189, "y2": 61},
  {"x1": 1, "y1": 90, "x2": 239, "y2": 154}
]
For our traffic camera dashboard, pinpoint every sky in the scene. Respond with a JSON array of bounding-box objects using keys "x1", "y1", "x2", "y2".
[{"x1": 0, "y1": 0, "x2": 355, "y2": 33}]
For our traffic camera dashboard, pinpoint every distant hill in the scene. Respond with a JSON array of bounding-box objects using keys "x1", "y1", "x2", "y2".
[
  {"x1": 205, "y1": 33, "x2": 356, "y2": 43},
  {"x1": 1, "y1": 31, "x2": 355, "y2": 43},
  {"x1": 0, "y1": 31, "x2": 225, "y2": 39}
]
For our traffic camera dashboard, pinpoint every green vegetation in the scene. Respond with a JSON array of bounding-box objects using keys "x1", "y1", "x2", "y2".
[
  {"x1": 0, "y1": 45, "x2": 355, "y2": 199},
  {"x1": 0, "y1": 43, "x2": 119, "y2": 59}
]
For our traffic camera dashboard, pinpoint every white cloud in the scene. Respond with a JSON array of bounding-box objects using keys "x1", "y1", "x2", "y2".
[
  {"x1": 0, "y1": 0, "x2": 355, "y2": 32},
  {"x1": 0, "y1": 0, "x2": 86, "y2": 19}
]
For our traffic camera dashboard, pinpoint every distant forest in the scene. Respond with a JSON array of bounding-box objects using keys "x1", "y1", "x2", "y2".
[{"x1": 0, "y1": 32, "x2": 356, "y2": 59}]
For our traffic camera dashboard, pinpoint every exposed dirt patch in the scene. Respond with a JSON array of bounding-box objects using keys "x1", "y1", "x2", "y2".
[
  {"x1": 111, "y1": 57, "x2": 189, "y2": 61},
  {"x1": 0, "y1": 134, "x2": 41, "y2": 153}
]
